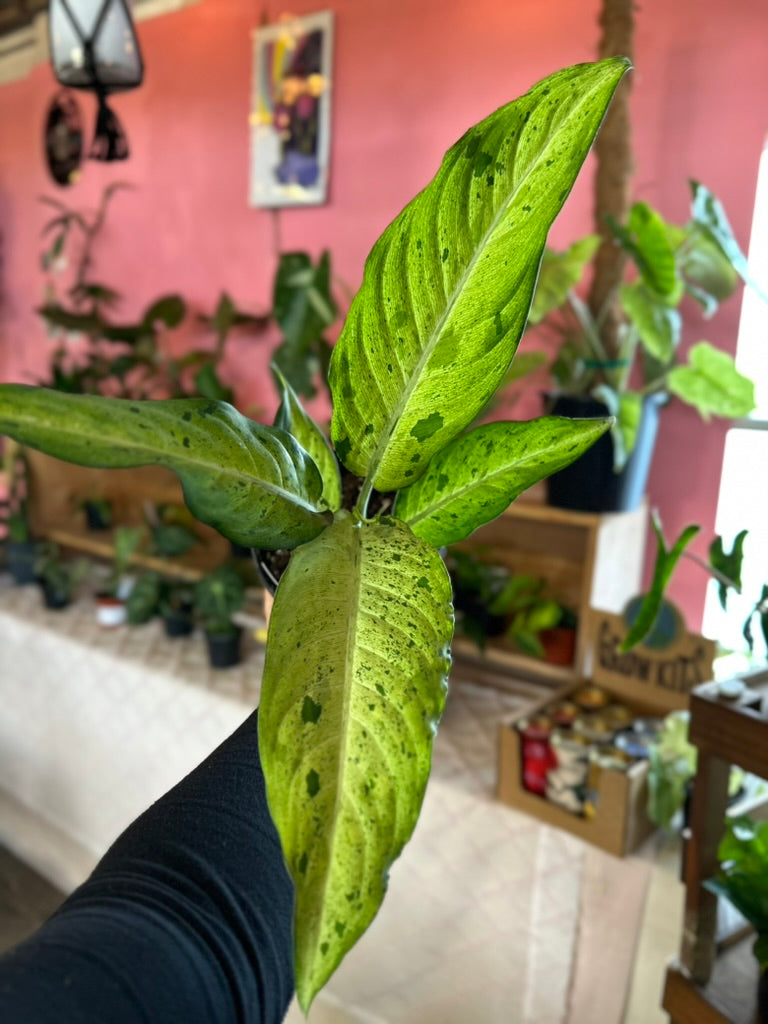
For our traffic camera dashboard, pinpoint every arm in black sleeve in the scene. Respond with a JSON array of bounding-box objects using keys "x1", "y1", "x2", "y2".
[{"x1": 0, "y1": 709, "x2": 295, "y2": 1024}]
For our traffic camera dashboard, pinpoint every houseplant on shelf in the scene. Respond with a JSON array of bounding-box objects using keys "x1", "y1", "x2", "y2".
[
  {"x1": 34, "y1": 540, "x2": 89, "y2": 610},
  {"x1": 0, "y1": 59, "x2": 628, "y2": 1009},
  {"x1": 527, "y1": 183, "x2": 760, "y2": 512},
  {"x1": 194, "y1": 564, "x2": 246, "y2": 668},
  {"x1": 94, "y1": 525, "x2": 144, "y2": 627},
  {"x1": 447, "y1": 549, "x2": 577, "y2": 664},
  {"x1": 125, "y1": 571, "x2": 195, "y2": 636}
]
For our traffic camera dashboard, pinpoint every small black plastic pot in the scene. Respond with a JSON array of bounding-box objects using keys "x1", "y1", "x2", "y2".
[
  {"x1": 6, "y1": 540, "x2": 39, "y2": 585},
  {"x1": 163, "y1": 610, "x2": 194, "y2": 638},
  {"x1": 40, "y1": 580, "x2": 70, "y2": 610},
  {"x1": 83, "y1": 500, "x2": 112, "y2": 531},
  {"x1": 205, "y1": 626, "x2": 243, "y2": 669},
  {"x1": 758, "y1": 964, "x2": 768, "y2": 1024}
]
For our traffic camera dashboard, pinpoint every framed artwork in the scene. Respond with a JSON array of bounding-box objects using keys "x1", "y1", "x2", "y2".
[{"x1": 249, "y1": 11, "x2": 334, "y2": 208}]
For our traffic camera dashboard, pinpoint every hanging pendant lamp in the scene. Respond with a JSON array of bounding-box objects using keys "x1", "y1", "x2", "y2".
[{"x1": 48, "y1": 0, "x2": 144, "y2": 161}]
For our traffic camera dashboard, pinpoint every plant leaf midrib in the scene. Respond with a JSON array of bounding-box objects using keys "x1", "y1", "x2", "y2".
[
  {"x1": 4, "y1": 406, "x2": 327, "y2": 516},
  {"x1": 362, "y1": 83, "x2": 600, "y2": 492}
]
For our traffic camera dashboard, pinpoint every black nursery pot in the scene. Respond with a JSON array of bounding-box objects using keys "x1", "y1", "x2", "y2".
[
  {"x1": 83, "y1": 501, "x2": 111, "y2": 531},
  {"x1": 40, "y1": 580, "x2": 70, "y2": 610},
  {"x1": 543, "y1": 392, "x2": 665, "y2": 513},
  {"x1": 205, "y1": 626, "x2": 243, "y2": 669},
  {"x1": 163, "y1": 611, "x2": 194, "y2": 638},
  {"x1": 6, "y1": 540, "x2": 38, "y2": 585},
  {"x1": 758, "y1": 964, "x2": 768, "y2": 1024}
]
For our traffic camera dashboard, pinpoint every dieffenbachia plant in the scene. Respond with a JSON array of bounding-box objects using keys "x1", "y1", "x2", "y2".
[{"x1": 0, "y1": 59, "x2": 629, "y2": 1010}]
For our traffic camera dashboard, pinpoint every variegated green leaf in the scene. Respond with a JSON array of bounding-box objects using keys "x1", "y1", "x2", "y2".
[
  {"x1": 667, "y1": 342, "x2": 755, "y2": 419},
  {"x1": 273, "y1": 368, "x2": 342, "y2": 511},
  {"x1": 258, "y1": 513, "x2": 453, "y2": 1011},
  {"x1": 329, "y1": 58, "x2": 630, "y2": 493},
  {"x1": 394, "y1": 416, "x2": 610, "y2": 547},
  {"x1": 0, "y1": 385, "x2": 331, "y2": 549}
]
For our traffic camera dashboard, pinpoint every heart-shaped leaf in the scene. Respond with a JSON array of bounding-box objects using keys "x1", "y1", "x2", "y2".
[
  {"x1": 329, "y1": 57, "x2": 630, "y2": 493},
  {"x1": 394, "y1": 416, "x2": 610, "y2": 547},
  {"x1": 258, "y1": 513, "x2": 453, "y2": 1011},
  {"x1": 273, "y1": 368, "x2": 342, "y2": 511},
  {"x1": 667, "y1": 342, "x2": 755, "y2": 419},
  {"x1": 0, "y1": 385, "x2": 332, "y2": 549}
]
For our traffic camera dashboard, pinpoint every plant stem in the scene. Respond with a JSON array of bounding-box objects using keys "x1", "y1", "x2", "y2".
[
  {"x1": 682, "y1": 548, "x2": 742, "y2": 596},
  {"x1": 356, "y1": 478, "x2": 374, "y2": 520}
]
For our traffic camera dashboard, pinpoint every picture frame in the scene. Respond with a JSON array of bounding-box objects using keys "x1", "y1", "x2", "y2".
[{"x1": 249, "y1": 11, "x2": 334, "y2": 208}]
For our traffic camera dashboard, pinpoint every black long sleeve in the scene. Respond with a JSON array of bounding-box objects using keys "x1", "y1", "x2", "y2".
[{"x1": 0, "y1": 710, "x2": 295, "y2": 1023}]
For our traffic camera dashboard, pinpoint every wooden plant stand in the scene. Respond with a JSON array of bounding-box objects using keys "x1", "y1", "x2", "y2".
[{"x1": 662, "y1": 670, "x2": 768, "y2": 1024}]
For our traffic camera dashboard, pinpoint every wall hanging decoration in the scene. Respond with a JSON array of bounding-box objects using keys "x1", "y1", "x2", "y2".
[
  {"x1": 47, "y1": 0, "x2": 143, "y2": 161},
  {"x1": 249, "y1": 10, "x2": 334, "y2": 207},
  {"x1": 43, "y1": 88, "x2": 84, "y2": 185}
]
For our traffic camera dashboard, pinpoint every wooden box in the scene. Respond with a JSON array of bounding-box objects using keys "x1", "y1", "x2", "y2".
[
  {"x1": 451, "y1": 499, "x2": 648, "y2": 687},
  {"x1": 496, "y1": 609, "x2": 716, "y2": 857}
]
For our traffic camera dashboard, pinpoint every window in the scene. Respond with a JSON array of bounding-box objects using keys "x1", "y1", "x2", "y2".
[{"x1": 702, "y1": 140, "x2": 768, "y2": 669}]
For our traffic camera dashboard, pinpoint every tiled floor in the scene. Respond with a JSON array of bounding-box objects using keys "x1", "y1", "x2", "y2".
[{"x1": 0, "y1": 676, "x2": 683, "y2": 1023}]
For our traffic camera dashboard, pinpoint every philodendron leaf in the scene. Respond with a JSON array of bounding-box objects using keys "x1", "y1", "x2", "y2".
[
  {"x1": 709, "y1": 529, "x2": 747, "y2": 610},
  {"x1": 0, "y1": 385, "x2": 332, "y2": 549},
  {"x1": 330, "y1": 58, "x2": 630, "y2": 493},
  {"x1": 259, "y1": 513, "x2": 453, "y2": 1011},
  {"x1": 527, "y1": 235, "x2": 601, "y2": 326},
  {"x1": 667, "y1": 341, "x2": 755, "y2": 419},
  {"x1": 591, "y1": 385, "x2": 642, "y2": 471},
  {"x1": 689, "y1": 180, "x2": 768, "y2": 302},
  {"x1": 394, "y1": 416, "x2": 610, "y2": 547},
  {"x1": 273, "y1": 367, "x2": 342, "y2": 511},
  {"x1": 620, "y1": 515, "x2": 700, "y2": 651},
  {"x1": 620, "y1": 281, "x2": 681, "y2": 363}
]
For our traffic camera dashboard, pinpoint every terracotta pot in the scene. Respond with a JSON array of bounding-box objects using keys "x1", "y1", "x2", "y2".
[{"x1": 540, "y1": 626, "x2": 577, "y2": 666}]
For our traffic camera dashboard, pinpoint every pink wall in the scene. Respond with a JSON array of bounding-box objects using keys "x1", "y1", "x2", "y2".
[{"x1": 1, "y1": 0, "x2": 767, "y2": 629}]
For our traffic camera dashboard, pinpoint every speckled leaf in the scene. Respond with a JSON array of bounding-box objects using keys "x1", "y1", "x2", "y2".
[
  {"x1": 258, "y1": 513, "x2": 453, "y2": 1012},
  {"x1": 0, "y1": 385, "x2": 331, "y2": 549},
  {"x1": 394, "y1": 416, "x2": 610, "y2": 547},
  {"x1": 329, "y1": 58, "x2": 630, "y2": 492},
  {"x1": 273, "y1": 368, "x2": 342, "y2": 511}
]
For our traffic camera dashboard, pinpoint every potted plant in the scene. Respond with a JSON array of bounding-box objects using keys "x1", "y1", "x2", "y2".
[
  {"x1": 448, "y1": 549, "x2": 576, "y2": 663},
  {"x1": 34, "y1": 541, "x2": 90, "y2": 610},
  {"x1": 125, "y1": 571, "x2": 196, "y2": 637},
  {"x1": 95, "y1": 525, "x2": 144, "y2": 626},
  {"x1": 527, "y1": 184, "x2": 762, "y2": 512},
  {"x1": 194, "y1": 564, "x2": 245, "y2": 668},
  {"x1": 0, "y1": 59, "x2": 628, "y2": 1008},
  {"x1": 81, "y1": 495, "x2": 113, "y2": 531},
  {"x1": 705, "y1": 816, "x2": 768, "y2": 1023},
  {"x1": 2, "y1": 446, "x2": 38, "y2": 584}
]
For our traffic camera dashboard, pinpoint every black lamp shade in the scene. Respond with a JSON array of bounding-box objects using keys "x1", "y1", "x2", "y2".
[{"x1": 49, "y1": 0, "x2": 143, "y2": 93}]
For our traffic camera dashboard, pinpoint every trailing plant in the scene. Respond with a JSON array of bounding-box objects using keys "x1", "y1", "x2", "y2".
[
  {"x1": 528, "y1": 184, "x2": 760, "y2": 468},
  {"x1": 0, "y1": 60, "x2": 628, "y2": 1009}
]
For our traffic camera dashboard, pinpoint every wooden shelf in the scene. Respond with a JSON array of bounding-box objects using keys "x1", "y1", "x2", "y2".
[
  {"x1": 45, "y1": 524, "x2": 230, "y2": 583},
  {"x1": 451, "y1": 635, "x2": 577, "y2": 688},
  {"x1": 452, "y1": 497, "x2": 648, "y2": 686}
]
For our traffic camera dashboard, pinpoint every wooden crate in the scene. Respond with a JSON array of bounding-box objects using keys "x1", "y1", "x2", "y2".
[
  {"x1": 496, "y1": 610, "x2": 716, "y2": 857},
  {"x1": 451, "y1": 499, "x2": 648, "y2": 687}
]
